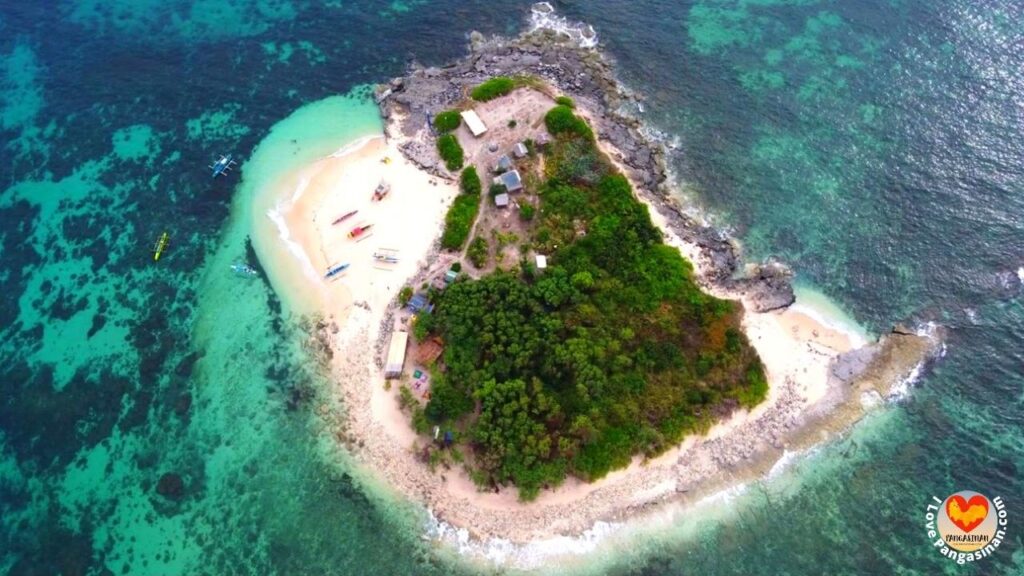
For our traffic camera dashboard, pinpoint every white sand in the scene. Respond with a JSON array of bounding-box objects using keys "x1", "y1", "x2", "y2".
[{"x1": 255, "y1": 135, "x2": 457, "y2": 322}]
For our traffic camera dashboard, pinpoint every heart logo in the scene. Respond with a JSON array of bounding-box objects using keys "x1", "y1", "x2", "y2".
[{"x1": 946, "y1": 494, "x2": 989, "y2": 533}]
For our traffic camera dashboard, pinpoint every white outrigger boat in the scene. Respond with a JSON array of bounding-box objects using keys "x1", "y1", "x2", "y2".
[{"x1": 231, "y1": 263, "x2": 258, "y2": 277}]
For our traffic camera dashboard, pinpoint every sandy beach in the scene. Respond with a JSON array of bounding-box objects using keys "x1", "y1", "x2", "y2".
[
  {"x1": 251, "y1": 134, "x2": 458, "y2": 323},
  {"x1": 250, "y1": 85, "x2": 936, "y2": 560}
]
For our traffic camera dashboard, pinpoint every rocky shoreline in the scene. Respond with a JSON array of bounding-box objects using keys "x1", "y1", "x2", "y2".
[{"x1": 375, "y1": 26, "x2": 795, "y2": 313}]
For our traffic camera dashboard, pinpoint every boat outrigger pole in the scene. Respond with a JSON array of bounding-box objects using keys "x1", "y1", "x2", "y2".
[
  {"x1": 210, "y1": 154, "x2": 236, "y2": 178},
  {"x1": 153, "y1": 232, "x2": 170, "y2": 261}
]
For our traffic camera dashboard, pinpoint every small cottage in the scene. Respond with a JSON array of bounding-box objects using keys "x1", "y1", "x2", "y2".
[
  {"x1": 494, "y1": 193, "x2": 510, "y2": 208},
  {"x1": 492, "y1": 170, "x2": 523, "y2": 193},
  {"x1": 385, "y1": 331, "x2": 409, "y2": 378},
  {"x1": 512, "y1": 142, "x2": 529, "y2": 158},
  {"x1": 408, "y1": 293, "x2": 434, "y2": 314}
]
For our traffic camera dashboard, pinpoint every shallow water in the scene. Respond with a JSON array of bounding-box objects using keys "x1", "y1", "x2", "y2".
[{"x1": 1, "y1": 1, "x2": 1022, "y2": 575}]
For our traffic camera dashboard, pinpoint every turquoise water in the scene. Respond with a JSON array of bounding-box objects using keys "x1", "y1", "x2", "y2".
[{"x1": 2, "y1": 1, "x2": 1022, "y2": 574}]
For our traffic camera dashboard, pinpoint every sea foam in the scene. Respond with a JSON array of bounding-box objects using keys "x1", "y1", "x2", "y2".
[
  {"x1": 529, "y1": 3, "x2": 598, "y2": 48},
  {"x1": 424, "y1": 481, "x2": 751, "y2": 571},
  {"x1": 265, "y1": 206, "x2": 319, "y2": 283}
]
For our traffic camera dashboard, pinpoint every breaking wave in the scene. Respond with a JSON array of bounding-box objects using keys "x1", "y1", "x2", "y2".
[{"x1": 529, "y1": 2, "x2": 598, "y2": 49}]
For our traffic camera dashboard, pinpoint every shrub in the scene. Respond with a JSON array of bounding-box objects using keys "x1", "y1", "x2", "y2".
[
  {"x1": 437, "y1": 134, "x2": 464, "y2": 171},
  {"x1": 555, "y1": 95, "x2": 575, "y2": 108},
  {"x1": 440, "y1": 195, "x2": 480, "y2": 250},
  {"x1": 489, "y1": 183, "x2": 507, "y2": 197},
  {"x1": 398, "y1": 386, "x2": 417, "y2": 411},
  {"x1": 450, "y1": 261, "x2": 462, "y2": 272},
  {"x1": 412, "y1": 407, "x2": 430, "y2": 434},
  {"x1": 519, "y1": 203, "x2": 535, "y2": 221},
  {"x1": 434, "y1": 110, "x2": 461, "y2": 133},
  {"x1": 544, "y1": 105, "x2": 593, "y2": 140},
  {"x1": 460, "y1": 166, "x2": 482, "y2": 196},
  {"x1": 507, "y1": 119, "x2": 517, "y2": 128},
  {"x1": 549, "y1": 138, "x2": 609, "y2": 185},
  {"x1": 468, "y1": 237, "x2": 489, "y2": 268},
  {"x1": 413, "y1": 311, "x2": 435, "y2": 342},
  {"x1": 398, "y1": 286, "x2": 414, "y2": 306},
  {"x1": 471, "y1": 77, "x2": 515, "y2": 101}
]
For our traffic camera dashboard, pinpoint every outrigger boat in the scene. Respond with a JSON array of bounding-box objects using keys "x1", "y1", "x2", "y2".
[
  {"x1": 348, "y1": 223, "x2": 373, "y2": 239},
  {"x1": 331, "y1": 209, "x2": 358, "y2": 226},
  {"x1": 210, "y1": 154, "x2": 236, "y2": 178},
  {"x1": 152, "y1": 232, "x2": 170, "y2": 262},
  {"x1": 373, "y1": 249, "x2": 400, "y2": 264},
  {"x1": 372, "y1": 181, "x2": 390, "y2": 201},
  {"x1": 231, "y1": 263, "x2": 258, "y2": 277},
  {"x1": 325, "y1": 262, "x2": 350, "y2": 280}
]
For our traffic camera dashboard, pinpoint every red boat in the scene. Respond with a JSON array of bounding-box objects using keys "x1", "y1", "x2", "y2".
[
  {"x1": 331, "y1": 210, "x2": 358, "y2": 226},
  {"x1": 348, "y1": 224, "x2": 373, "y2": 239}
]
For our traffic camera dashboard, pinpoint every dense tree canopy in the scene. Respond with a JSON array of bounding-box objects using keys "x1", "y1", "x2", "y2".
[{"x1": 418, "y1": 103, "x2": 767, "y2": 500}]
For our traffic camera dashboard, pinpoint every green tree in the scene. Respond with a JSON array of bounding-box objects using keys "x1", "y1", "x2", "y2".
[
  {"x1": 412, "y1": 310, "x2": 434, "y2": 342},
  {"x1": 473, "y1": 378, "x2": 563, "y2": 500}
]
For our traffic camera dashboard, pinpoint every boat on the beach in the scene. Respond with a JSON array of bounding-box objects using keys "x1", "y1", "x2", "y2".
[
  {"x1": 348, "y1": 223, "x2": 373, "y2": 239},
  {"x1": 373, "y1": 248, "x2": 400, "y2": 264},
  {"x1": 331, "y1": 209, "x2": 358, "y2": 226},
  {"x1": 209, "y1": 154, "x2": 236, "y2": 178},
  {"x1": 231, "y1": 263, "x2": 258, "y2": 277},
  {"x1": 325, "y1": 262, "x2": 350, "y2": 279},
  {"x1": 152, "y1": 232, "x2": 170, "y2": 261},
  {"x1": 372, "y1": 181, "x2": 390, "y2": 201}
]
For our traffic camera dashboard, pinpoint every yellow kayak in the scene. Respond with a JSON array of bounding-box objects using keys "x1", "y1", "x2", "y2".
[{"x1": 153, "y1": 232, "x2": 170, "y2": 261}]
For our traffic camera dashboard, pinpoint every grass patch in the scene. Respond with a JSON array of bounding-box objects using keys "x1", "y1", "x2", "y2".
[
  {"x1": 544, "y1": 105, "x2": 593, "y2": 140},
  {"x1": 440, "y1": 194, "x2": 480, "y2": 250},
  {"x1": 471, "y1": 77, "x2": 516, "y2": 101},
  {"x1": 437, "y1": 133, "x2": 464, "y2": 171},
  {"x1": 434, "y1": 110, "x2": 461, "y2": 133},
  {"x1": 460, "y1": 166, "x2": 481, "y2": 196}
]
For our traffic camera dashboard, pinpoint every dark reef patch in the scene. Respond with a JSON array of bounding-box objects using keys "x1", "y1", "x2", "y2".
[{"x1": 0, "y1": 363, "x2": 132, "y2": 469}]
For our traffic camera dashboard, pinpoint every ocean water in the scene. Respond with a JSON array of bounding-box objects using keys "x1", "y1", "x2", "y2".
[{"x1": 1, "y1": 1, "x2": 1022, "y2": 575}]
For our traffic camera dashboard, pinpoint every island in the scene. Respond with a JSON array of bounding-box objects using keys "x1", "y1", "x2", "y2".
[{"x1": 249, "y1": 17, "x2": 940, "y2": 556}]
